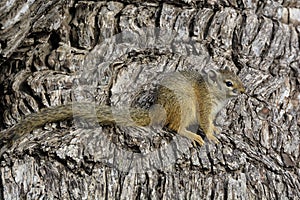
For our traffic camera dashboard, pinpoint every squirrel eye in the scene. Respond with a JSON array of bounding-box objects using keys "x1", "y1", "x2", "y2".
[{"x1": 225, "y1": 81, "x2": 233, "y2": 87}]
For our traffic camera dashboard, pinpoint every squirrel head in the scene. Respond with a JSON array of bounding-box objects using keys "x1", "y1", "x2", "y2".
[{"x1": 207, "y1": 68, "x2": 245, "y2": 99}]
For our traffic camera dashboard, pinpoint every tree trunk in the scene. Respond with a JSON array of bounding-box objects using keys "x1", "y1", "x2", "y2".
[{"x1": 0, "y1": 0, "x2": 299, "y2": 199}]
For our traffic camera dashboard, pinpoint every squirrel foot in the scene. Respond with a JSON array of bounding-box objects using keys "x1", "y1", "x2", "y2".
[
  {"x1": 213, "y1": 125, "x2": 221, "y2": 134},
  {"x1": 206, "y1": 133, "x2": 219, "y2": 144},
  {"x1": 206, "y1": 125, "x2": 220, "y2": 144},
  {"x1": 178, "y1": 128, "x2": 205, "y2": 146}
]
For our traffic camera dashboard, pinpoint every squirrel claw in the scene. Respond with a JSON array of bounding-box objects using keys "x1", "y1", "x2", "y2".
[
  {"x1": 206, "y1": 134, "x2": 219, "y2": 144},
  {"x1": 178, "y1": 129, "x2": 205, "y2": 146},
  {"x1": 192, "y1": 135, "x2": 205, "y2": 146}
]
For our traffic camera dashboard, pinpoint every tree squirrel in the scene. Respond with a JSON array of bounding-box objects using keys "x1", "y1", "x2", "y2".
[{"x1": 0, "y1": 68, "x2": 245, "y2": 148}]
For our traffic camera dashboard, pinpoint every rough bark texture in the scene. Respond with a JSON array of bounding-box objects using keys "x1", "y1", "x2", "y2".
[{"x1": 0, "y1": 0, "x2": 300, "y2": 199}]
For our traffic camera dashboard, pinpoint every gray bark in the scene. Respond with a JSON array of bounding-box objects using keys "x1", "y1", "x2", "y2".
[{"x1": 0, "y1": 0, "x2": 300, "y2": 199}]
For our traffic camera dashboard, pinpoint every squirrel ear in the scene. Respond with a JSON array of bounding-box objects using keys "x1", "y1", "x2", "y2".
[{"x1": 207, "y1": 69, "x2": 219, "y2": 84}]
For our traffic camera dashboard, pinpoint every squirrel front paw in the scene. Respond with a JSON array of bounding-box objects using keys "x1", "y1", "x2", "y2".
[{"x1": 205, "y1": 125, "x2": 220, "y2": 144}]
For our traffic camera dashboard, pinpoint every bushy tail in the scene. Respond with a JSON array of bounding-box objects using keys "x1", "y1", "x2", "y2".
[
  {"x1": 0, "y1": 103, "x2": 151, "y2": 148},
  {"x1": 0, "y1": 104, "x2": 74, "y2": 147}
]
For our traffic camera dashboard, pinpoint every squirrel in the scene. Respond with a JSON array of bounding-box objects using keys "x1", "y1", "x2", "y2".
[{"x1": 0, "y1": 68, "x2": 245, "y2": 149}]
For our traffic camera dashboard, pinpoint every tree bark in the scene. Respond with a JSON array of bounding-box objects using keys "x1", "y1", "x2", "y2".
[{"x1": 1, "y1": 0, "x2": 299, "y2": 199}]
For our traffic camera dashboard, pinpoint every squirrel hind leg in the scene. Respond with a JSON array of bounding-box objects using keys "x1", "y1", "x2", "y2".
[{"x1": 178, "y1": 127, "x2": 205, "y2": 146}]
